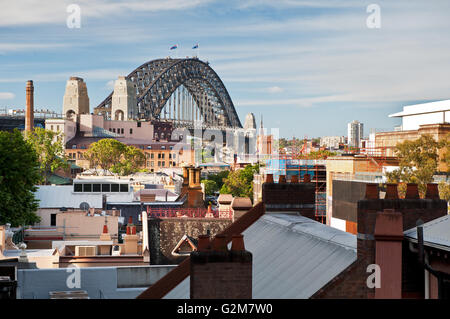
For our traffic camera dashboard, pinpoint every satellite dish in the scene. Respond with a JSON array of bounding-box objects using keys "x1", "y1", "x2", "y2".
[{"x1": 80, "y1": 202, "x2": 90, "y2": 211}]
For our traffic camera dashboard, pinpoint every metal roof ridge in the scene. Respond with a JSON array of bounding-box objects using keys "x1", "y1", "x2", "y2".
[{"x1": 261, "y1": 214, "x2": 356, "y2": 250}]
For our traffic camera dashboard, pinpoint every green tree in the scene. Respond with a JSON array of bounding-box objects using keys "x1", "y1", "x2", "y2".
[
  {"x1": 111, "y1": 145, "x2": 146, "y2": 175},
  {"x1": 84, "y1": 139, "x2": 126, "y2": 172},
  {"x1": 202, "y1": 179, "x2": 218, "y2": 196},
  {"x1": 386, "y1": 134, "x2": 442, "y2": 196},
  {"x1": 0, "y1": 130, "x2": 41, "y2": 226},
  {"x1": 85, "y1": 139, "x2": 146, "y2": 175},
  {"x1": 25, "y1": 127, "x2": 68, "y2": 184},
  {"x1": 220, "y1": 164, "x2": 259, "y2": 199}
]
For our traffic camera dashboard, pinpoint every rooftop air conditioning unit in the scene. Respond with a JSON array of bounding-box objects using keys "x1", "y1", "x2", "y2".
[{"x1": 75, "y1": 246, "x2": 97, "y2": 257}]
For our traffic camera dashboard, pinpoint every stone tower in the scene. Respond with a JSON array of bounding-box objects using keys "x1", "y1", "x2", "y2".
[
  {"x1": 63, "y1": 77, "x2": 90, "y2": 119},
  {"x1": 111, "y1": 76, "x2": 137, "y2": 121}
]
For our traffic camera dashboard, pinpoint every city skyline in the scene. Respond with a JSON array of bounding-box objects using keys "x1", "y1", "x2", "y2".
[{"x1": 2, "y1": 1, "x2": 450, "y2": 137}]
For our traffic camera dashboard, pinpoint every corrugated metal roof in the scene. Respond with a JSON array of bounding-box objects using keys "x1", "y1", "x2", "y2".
[
  {"x1": 404, "y1": 214, "x2": 450, "y2": 251},
  {"x1": 164, "y1": 213, "x2": 356, "y2": 299}
]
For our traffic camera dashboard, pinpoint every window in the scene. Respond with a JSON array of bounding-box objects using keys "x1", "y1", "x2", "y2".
[
  {"x1": 50, "y1": 214, "x2": 56, "y2": 226},
  {"x1": 137, "y1": 122, "x2": 141, "y2": 127},
  {"x1": 161, "y1": 146, "x2": 166, "y2": 150},
  {"x1": 50, "y1": 125, "x2": 54, "y2": 131},
  {"x1": 111, "y1": 184, "x2": 120, "y2": 192},
  {"x1": 101, "y1": 184, "x2": 110, "y2": 192},
  {"x1": 119, "y1": 184, "x2": 128, "y2": 192},
  {"x1": 130, "y1": 128, "x2": 133, "y2": 134},
  {"x1": 158, "y1": 153, "x2": 161, "y2": 159},
  {"x1": 56, "y1": 125, "x2": 60, "y2": 131},
  {"x1": 74, "y1": 184, "x2": 83, "y2": 192},
  {"x1": 83, "y1": 184, "x2": 92, "y2": 192},
  {"x1": 147, "y1": 145, "x2": 152, "y2": 149},
  {"x1": 92, "y1": 184, "x2": 101, "y2": 192},
  {"x1": 162, "y1": 153, "x2": 165, "y2": 159},
  {"x1": 151, "y1": 161, "x2": 154, "y2": 167},
  {"x1": 151, "y1": 153, "x2": 154, "y2": 159},
  {"x1": 173, "y1": 161, "x2": 176, "y2": 166},
  {"x1": 121, "y1": 128, "x2": 124, "y2": 134},
  {"x1": 169, "y1": 153, "x2": 172, "y2": 159},
  {"x1": 113, "y1": 128, "x2": 116, "y2": 133},
  {"x1": 158, "y1": 161, "x2": 161, "y2": 166},
  {"x1": 162, "y1": 161, "x2": 165, "y2": 167},
  {"x1": 172, "y1": 153, "x2": 176, "y2": 159},
  {"x1": 170, "y1": 146, "x2": 173, "y2": 150}
]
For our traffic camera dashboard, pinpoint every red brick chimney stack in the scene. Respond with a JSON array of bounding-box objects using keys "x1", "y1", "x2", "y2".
[
  {"x1": 25, "y1": 80, "x2": 34, "y2": 132},
  {"x1": 103, "y1": 224, "x2": 108, "y2": 234},
  {"x1": 303, "y1": 174, "x2": 311, "y2": 183},
  {"x1": 190, "y1": 233, "x2": 252, "y2": 299},
  {"x1": 290, "y1": 175, "x2": 299, "y2": 183},
  {"x1": 374, "y1": 209, "x2": 403, "y2": 299},
  {"x1": 278, "y1": 175, "x2": 286, "y2": 183},
  {"x1": 265, "y1": 174, "x2": 273, "y2": 183}
]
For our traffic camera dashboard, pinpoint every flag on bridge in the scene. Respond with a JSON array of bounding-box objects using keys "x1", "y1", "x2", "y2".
[
  {"x1": 192, "y1": 43, "x2": 199, "y2": 49},
  {"x1": 170, "y1": 44, "x2": 178, "y2": 50}
]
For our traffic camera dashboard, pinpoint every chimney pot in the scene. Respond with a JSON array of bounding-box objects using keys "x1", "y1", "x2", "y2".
[
  {"x1": 128, "y1": 216, "x2": 133, "y2": 225},
  {"x1": 405, "y1": 183, "x2": 420, "y2": 199},
  {"x1": 231, "y1": 234, "x2": 245, "y2": 251},
  {"x1": 365, "y1": 183, "x2": 379, "y2": 199},
  {"x1": 197, "y1": 234, "x2": 211, "y2": 252},
  {"x1": 278, "y1": 175, "x2": 286, "y2": 183},
  {"x1": 102, "y1": 224, "x2": 108, "y2": 234},
  {"x1": 385, "y1": 183, "x2": 399, "y2": 199},
  {"x1": 213, "y1": 234, "x2": 228, "y2": 252},
  {"x1": 425, "y1": 183, "x2": 440, "y2": 199},
  {"x1": 303, "y1": 174, "x2": 311, "y2": 183},
  {"x1": 265, "y1": 174, "x2": 273, "y2": 183},
  {"x1": 290, "y1": 175, "x2": 299, "y2": 183}
]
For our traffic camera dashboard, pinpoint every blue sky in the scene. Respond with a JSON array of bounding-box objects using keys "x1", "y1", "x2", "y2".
[{"x1": 1, "y1": 0, "x2": 450, "y2": 138}]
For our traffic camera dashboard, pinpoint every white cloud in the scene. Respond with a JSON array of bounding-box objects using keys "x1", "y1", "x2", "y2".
[
  {"x1": 266, "y1": 86, "x2": 284, "y2": 93},
  {"x1": 0, "y1": 0, "x2": 213, "y2": 27},
  {"x1": 0, "y1": 43, "x2": 68, "y2": 54},
  {"x1": 0, "y1": 92, "x2": 15, "y2": 99}
]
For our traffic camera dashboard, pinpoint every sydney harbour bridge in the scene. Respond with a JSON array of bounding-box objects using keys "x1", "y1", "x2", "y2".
[{"x1": 94, "y1": 57, "x2": 242, "y2": 129}]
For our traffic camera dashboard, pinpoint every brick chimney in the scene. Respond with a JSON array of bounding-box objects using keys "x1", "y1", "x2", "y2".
[
  {"x1": 187, "y1": 167, "x2": 205, "y2": 208},
  {"x1": 313, "y1": 182, "x2": 447, "y2": 299},
  {"x1": 357, "y1": 183, "x2": 446, "y2": 298},
  {"x1": 190, "y1": 234, "x2": 252, "y2": 299},
  {"x1": 147, "y1": 217, "x2": 162, "y2": 265},
  {"x1": 374, "y1": 209, "x2": 403, "y2": 299},
  {"x1": 123, "y1": 216, "x2": 138, "y2": 255},
  {"x1": 262, "y1": 173, "x2": 315, "y2": 219},
  {"x1": 25, "y1": 80, "x2": 34, "y2": 132}
]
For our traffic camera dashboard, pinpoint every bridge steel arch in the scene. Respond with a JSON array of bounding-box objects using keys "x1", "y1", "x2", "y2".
[{"x1": 94, "y1": 58, "x2": 242, "y2": 128}]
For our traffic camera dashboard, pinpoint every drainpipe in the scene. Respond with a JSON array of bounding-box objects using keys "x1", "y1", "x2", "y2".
[{"x1": 417, "y1": 221, "x2": 450, "y2": 299}]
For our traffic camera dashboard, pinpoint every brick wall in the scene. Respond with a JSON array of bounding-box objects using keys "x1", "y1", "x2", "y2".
[{"x1": 158, "y1": 218, "x2": 232, "y2": 264}]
